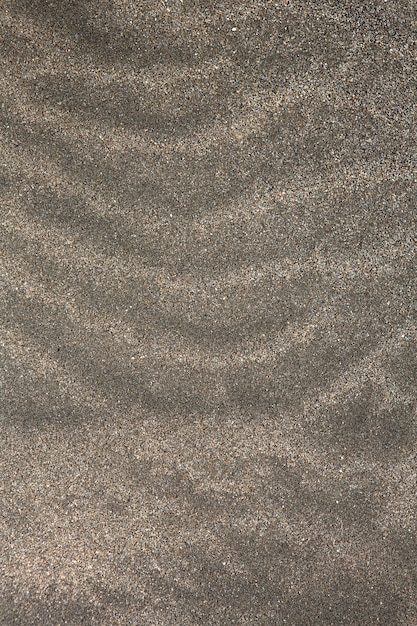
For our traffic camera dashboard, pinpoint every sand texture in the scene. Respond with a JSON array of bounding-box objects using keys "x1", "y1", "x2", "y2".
[{"x1": 1, "y1": 1, "x2": 416, "y2": 624}]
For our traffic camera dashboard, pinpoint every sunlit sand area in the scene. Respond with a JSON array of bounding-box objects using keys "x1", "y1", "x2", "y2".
[{"x1": 1, "y1": 1, "x2": 416, "y2": 624}]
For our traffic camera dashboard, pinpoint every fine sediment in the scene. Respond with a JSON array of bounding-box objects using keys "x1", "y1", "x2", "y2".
[{"x1": 1, "y1": 1, "x2": 416, "y2": 624}]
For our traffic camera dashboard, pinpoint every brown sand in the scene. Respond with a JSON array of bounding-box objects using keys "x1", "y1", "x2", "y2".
[{"x1": 1, "y1": 1, "x2": 416, "y2": 624}]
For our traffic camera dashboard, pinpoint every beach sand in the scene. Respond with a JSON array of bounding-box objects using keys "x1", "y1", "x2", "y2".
[{"x1": 1, "y1": 1, "x2": 416, "y2": 624}]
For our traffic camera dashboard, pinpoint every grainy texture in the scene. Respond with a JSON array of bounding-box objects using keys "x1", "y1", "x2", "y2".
[{"x1": 0, "y1": 1, "x2": 416, "y2": 624}]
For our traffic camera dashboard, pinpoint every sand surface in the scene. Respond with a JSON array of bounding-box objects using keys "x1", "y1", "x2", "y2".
[{"x1": 1, "y1": 1, "x2": 416, "y2": 624}]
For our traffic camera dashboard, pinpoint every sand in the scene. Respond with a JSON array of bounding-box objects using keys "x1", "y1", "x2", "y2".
[{"x1": 1, "y1": 1, "x2": 416, "y2": 624}]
